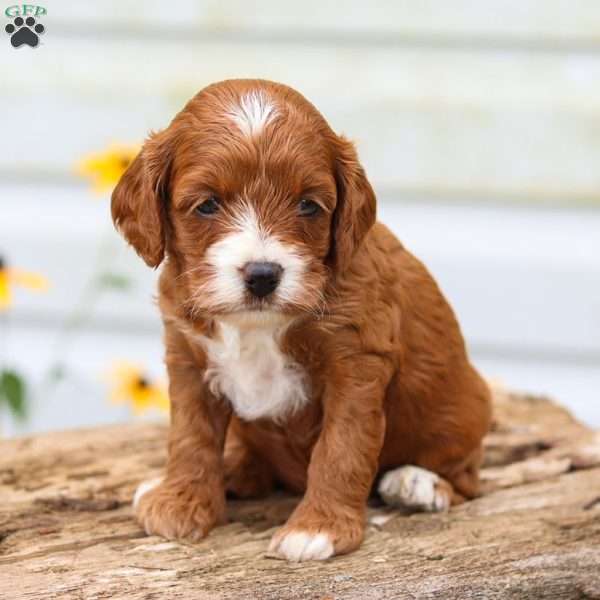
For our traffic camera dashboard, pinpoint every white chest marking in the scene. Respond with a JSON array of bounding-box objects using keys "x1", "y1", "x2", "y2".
[{"x1": 201, "y1": 318, "x2": 309, "y2": 422}]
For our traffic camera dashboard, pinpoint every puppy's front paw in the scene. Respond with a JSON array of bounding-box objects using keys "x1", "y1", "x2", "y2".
[
  {"x1": 378, "y1": 465, "x2": 451, "y2": 512},
  {"x1": 269, "y1": 530, "x2": 334, "y2": 562},
  {"x1": 268, "y1": 504, "x2": 364, "y2": 561},
  {"x1": 134, "y1": 477, "x2": 224, "y2": 542},
  {"x1": 133, "y1": 477, "x2": 163, "y2": 508}
]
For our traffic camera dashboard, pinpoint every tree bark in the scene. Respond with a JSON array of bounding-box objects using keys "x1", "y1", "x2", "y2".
[{"x1": 1, "y1": 386, "x2": 599, "y2": 599}]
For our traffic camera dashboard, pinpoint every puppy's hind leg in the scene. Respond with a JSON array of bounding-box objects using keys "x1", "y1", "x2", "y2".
[{"x1": 377, "y1": 465, "x2": 457, "y2": 513}]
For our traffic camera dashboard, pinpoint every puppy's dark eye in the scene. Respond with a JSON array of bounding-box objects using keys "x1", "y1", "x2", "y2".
[
  {"x1": 195, "y1": 196, "x2": 220, "y2": 216},
  {"x1": 298, "y1": 198, "x2": 320, "y2": 217}
]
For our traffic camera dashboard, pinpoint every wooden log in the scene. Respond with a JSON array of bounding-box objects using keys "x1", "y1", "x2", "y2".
[{"x1": 1, "y1": 388, "x2": 599, "y2": 599}]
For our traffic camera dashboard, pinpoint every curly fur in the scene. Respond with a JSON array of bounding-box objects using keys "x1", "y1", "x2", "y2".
[{"x1": 112, "y1": 79, "x2": 492, "y2": 561}]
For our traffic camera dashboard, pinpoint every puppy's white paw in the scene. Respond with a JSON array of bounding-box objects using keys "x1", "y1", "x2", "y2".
[
  {"x1": 378, "y1": 465, "x2": 450, "y2": 512},
  {"x1": 133, "y1": 477, "x2": 163, "y2": 508},
  {"x1": 269, "y1": 531, "x2": 334, "y2": 562}
]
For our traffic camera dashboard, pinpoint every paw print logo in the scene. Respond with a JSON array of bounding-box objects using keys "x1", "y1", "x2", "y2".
[{"x1": 5, "y1": 16, "x2": 45, "y2": 48}]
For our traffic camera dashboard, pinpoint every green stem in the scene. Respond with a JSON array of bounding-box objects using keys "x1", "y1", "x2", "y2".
[
  {"x1": 0, "y1": 311, "x2": 7, "y2": 436},
  {"x1": 0, "y1": 310, "x2": 8, "y2": 368},
  {"x1": 44, "y1": 224, "x2": 118, "y2": 386}
]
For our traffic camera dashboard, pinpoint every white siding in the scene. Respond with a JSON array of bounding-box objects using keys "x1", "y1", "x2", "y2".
[{"x1": 1, "y1": 1, "x2": 599, "y2": 434}]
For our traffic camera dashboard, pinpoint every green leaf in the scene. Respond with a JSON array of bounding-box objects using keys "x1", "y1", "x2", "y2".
[
  {"x1": 0, "y1": 369, "x2": 27, "y2": 421},
  {"x1": 96, "y1": 272, "x2": 133, "y2": 291}
]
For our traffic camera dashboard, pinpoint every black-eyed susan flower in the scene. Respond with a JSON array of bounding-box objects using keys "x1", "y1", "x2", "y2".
[
  {"x1": 0, "y1": 256, "x2": 49, "y2": 312},
  {"x1": 77, "y1": 144, "x2": 140, "y2": 193},
  {"x1": 109, "y1": 361, "x2": 169, "y2": 414}
]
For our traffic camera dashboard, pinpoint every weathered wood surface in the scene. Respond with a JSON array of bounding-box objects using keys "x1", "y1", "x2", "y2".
[{"x1": 1, "y1": 387, "x2": 600, "y2": 599}]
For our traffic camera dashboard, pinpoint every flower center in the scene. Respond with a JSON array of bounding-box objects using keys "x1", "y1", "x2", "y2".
[{"x1": 135, "y1": 376, "x2": 150, "y2": 390}]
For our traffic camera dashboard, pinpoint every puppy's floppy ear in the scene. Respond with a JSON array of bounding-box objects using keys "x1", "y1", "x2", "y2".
[
  {"x1": 329, "y1": 135, "x2": 377, "y2": 274},
  {"x1": 111, "y1": 130, "x2": 173, "y2": 268}
]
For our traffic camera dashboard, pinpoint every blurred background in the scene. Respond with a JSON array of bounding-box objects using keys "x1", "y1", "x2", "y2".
[{"x1": 1, "y1": 1, "x2": 599, "y2": 437}]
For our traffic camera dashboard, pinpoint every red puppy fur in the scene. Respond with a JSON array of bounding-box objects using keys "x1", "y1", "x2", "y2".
[{"x1": 112, "y1": 79, "x2": 491, "y2": 561}]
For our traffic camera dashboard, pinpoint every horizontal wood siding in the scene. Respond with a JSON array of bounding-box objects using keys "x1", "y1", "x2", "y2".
[{"x1": 1, "y1": 2, "x2": 598, "y2": 433}]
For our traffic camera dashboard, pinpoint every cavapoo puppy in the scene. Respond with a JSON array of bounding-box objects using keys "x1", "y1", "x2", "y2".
[{"x1": 112, "y1": 79, "x2": 491, "y2": 562}]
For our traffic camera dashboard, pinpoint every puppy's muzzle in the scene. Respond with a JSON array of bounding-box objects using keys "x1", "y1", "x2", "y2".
[{"x1": 243, "y1": 262, "x2": 283, "y2": 298}]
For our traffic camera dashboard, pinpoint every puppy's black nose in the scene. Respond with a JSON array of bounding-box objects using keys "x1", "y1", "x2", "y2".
[{"x1": 243, "y1": 262, "x2": 283, "y2": 298}]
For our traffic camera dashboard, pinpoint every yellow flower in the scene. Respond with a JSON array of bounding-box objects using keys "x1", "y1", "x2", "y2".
[
  {"x1": 108, "y1": 361, "x2": 169, "y2": 414},
  {"x1": 0, "y1": 256, "x2": 49, "y2": 312},
  {"x1": 76, "y1": 144, "x2": 141, "y2": 193}
]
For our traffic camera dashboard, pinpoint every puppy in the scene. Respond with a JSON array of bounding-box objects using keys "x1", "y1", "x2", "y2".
[{"x1": 112, "y1": 79, "x2": 491, "y2": 562}]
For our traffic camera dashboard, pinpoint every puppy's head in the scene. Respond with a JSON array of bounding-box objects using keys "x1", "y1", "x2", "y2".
[{"x1": 112, "y1": 79, "x2": 376, "y2": 319}]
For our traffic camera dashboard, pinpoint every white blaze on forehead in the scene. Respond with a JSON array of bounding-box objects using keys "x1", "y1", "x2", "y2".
[
  {"x1": 204, "y1": 204, "x2": 305, "y2": 307},
  {"x1": 227, "y1": 91, "x2": 277, "y2": 137}
]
